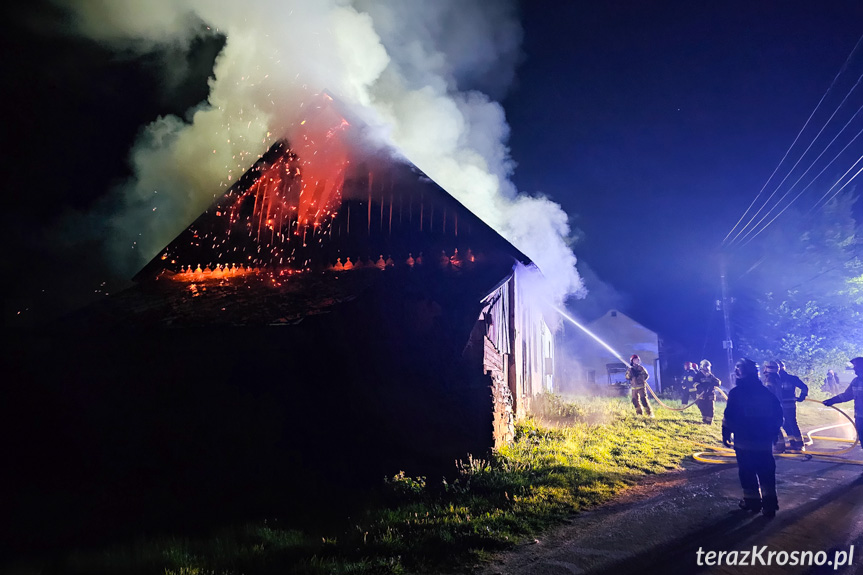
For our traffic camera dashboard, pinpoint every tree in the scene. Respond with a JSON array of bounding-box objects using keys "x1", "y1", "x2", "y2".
[{"x1": 734, "y1": 189, "x2": 862, "y2": 384}]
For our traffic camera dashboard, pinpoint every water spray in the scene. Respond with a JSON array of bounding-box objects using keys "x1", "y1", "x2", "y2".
[
  {"x1": 552, "y1": 304, "x2": 726, "y2": 412},
  {"x1": 552, "y1": 305, "x2": 629, "y2": 365},
  {"x1": 552, "y1": 306, "x2": 861, "y2": 465}
]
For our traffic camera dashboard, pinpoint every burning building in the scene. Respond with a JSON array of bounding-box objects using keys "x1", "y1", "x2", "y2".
[
  {"x1": 69, "y1": 94, "x2": 556, "y2": 457},
  {"x1": 7, "y1": 95, "x2": 559, "y2": 548}
]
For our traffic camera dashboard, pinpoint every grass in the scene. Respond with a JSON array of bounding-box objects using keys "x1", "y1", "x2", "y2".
[{"x1": 14, "y1": 394, "x2": 728, "y2": 575}]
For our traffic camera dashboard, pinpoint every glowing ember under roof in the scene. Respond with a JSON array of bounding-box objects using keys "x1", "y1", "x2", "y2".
[{"x1": 135, "y1": 94, "x2": 530, "y2": 283}]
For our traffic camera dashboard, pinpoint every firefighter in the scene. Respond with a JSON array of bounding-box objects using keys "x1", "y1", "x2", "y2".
[
  {"x1": 764, "y1": 360, "x2": 808, "y2": 451},
  {"x1": 722, "y1": 358, "x2": 784, "y2": 517},
  {"x1": 681, "y1": 361, "x2": 699, "y2": 403},
  {"x1": 693, "y1": 359, "x2": 721, "y2": 424},
  {"x1": 761, "y1": 362, "x2": 780, "y2": 393},
  {"x1": 761, "y1": 362, "x2": 785, "y2": 453},
  {"x1": 823, "y1": 369, "x2": 841, "y2": 394},
  {"x1": 822, "y1": 357, "x2": 863, "y2": 454},
  {"x1": 626, "y1": 354, "x2": 653, "y2": 417}
]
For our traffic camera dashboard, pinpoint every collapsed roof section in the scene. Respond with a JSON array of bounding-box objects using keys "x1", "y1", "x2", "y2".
[{"x1": 134, "y1": 93, "x2": 531, "y2": 283}]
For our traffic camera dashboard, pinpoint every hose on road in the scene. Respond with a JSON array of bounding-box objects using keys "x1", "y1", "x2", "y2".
[
  {"x1": 640, "y1": 385, "x2": 861, "y2": 465},
  {"x1": 689, "y1": 399, "x2": 862, "y2": 466}
]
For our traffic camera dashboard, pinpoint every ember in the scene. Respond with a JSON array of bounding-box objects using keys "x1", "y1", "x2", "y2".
[{"x1": 134, "y1": 95, "x2": 508, "y2": 287}]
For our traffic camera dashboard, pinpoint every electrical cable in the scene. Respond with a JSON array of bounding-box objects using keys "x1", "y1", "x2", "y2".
[
  {"x1": 810, "y1": 160, "x2": 863, "y2": 211},
  {"x1": 738, "y1": 116, "x2": 863, "y2": 247},
  {"x1": 783, "y1": 253, "x2": 858, "y2": 292},
  {"x1": 721, "y1": 34, "x2": 863, "y2": 248},
  {"x1": 727, "y1": 75, "x2": 863, "y2": 247},
  {"x1": 809, "y1": 153, "x2": 863, "y2": 213}
]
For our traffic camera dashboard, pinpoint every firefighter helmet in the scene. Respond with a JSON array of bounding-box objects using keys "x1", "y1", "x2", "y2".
[
  {"x1": 630, "y1": 354, "x2": 640, "y2": 364},
  {"x1": 764, "y1": 360, "x2": 779, "y2": 372},
  {"x1": 735, "y1": 358, "x2": 758, "y2": 379},
  {"x1": 850, "y1": 357, "x2": 863, "y2": 369},
  {"x1": 699, "y1": 359, "x2": 711, "y2": 370}
]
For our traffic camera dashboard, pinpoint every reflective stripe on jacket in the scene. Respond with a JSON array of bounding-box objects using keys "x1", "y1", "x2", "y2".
[{"x1": 626, "y1": 364, "x2": 649, "y2": 389}]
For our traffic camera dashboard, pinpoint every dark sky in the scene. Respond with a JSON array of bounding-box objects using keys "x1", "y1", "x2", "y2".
[
  {"x1": 4, "y1": 1, "x2": 862, "y2": 379},
  {"x1": 3, "y1": 2, "x2": 221, "y2": 324},
  {"x1": 503, "y1": 1, "x2": 862, "y2": 371}
]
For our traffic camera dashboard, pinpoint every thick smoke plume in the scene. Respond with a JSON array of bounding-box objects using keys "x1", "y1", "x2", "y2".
[{"x1": 57, "y1": 0, "x2": 584, "y2": 304}]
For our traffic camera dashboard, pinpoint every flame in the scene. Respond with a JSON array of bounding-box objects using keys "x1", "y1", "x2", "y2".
[{"x1": 149, "y1": 95, "x2": 484, "y2": 289}]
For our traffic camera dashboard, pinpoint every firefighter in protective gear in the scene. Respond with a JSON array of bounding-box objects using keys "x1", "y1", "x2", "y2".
[
  {"x1": 693, "y1": 359, "x2": 721, "y2": 424},
  {"x1": 822, "y1": 357, "x2": 863, "y2": 454},
  {"x1": 761, "y1": 362, "x2": 784, "y2": 453},
  {"x1": 823, "y1": 370, "x2": 841, "y2": 394},
  {"x1": 761, "y1": 362, "x2": 780, "y2": 393},
  {"x1": 681, "y1": 361, "x2": 699, "y2": 403},
  {"x1": 626, "y1": 354, "x2": 653, "y2": 417},
  {"x1": 764, "y1": 360, "x2": 809, "y2": 451},
  {"x1": 722, "y1": 358, "x2": 784, "y2": 517}
]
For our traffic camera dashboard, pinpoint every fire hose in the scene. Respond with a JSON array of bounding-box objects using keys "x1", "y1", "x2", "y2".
[
  {"x1": 644, "y1": 381, "x2": 728, "y2": 412},
  {"x1": 690, "y1": 398, "x2": 862, "y2": 466},
  {"x1": 640, "y1": 384, "x2": 861, "y2": 464},
  {"x1": 548, "y1": 303, "x2": 861, "y2": 465}
]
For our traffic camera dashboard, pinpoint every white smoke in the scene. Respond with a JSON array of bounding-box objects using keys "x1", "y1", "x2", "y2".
[{"x1": 57, "y1": 0, "x2": 585, "y2": 303}]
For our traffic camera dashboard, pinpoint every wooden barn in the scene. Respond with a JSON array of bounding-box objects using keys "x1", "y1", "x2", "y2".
[
  {"x1": 126, "y1": 94, "x2": 557, "y2": 448},
  {"x1": 7, "y1": 95, "x2": 559, "y2": 553},
  {"x1": 8, "y1": 97, "x2": 564, "y2": 560}
]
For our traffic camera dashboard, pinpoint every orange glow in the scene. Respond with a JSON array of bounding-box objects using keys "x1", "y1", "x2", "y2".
[{"x1": 145, "y1": 93, "x2": 483, "y2": 288}]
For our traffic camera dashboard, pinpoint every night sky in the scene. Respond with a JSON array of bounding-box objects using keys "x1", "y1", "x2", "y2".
[
  {"x1": 503, "y1": 2, "x2": 862, "y2": 372},
  {"x1": 4, "y1": 2, "x2": 862, "y2": 379}
]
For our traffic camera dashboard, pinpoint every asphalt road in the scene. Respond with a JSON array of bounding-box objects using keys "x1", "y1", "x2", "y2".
[{"x1": 474, "y1": 453, "x2": 863, "y2": 575}]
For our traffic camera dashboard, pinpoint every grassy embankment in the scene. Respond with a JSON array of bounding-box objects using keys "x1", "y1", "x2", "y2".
[{"x1": 25, "y1": 394, "x2": 726, "y2": 575}]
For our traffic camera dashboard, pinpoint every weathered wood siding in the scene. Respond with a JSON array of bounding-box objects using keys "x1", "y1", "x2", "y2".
[{"x1": 479, "y1": 262, "x2": 555, "y2": 445}]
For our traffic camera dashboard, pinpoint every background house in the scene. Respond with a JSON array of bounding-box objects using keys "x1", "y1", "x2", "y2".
[{"x1": 557, "y1": 309, "x2": 662, "y2": 394}]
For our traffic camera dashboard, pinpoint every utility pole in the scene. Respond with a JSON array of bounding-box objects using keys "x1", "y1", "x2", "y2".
[{"x1": 719, "y1": 258, "x2": 735, "y2": 386}]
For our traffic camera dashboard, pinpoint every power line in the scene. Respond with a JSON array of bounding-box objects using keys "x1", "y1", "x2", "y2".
[
  {"x1": 809, "y1": 153, "x2": 863, "y2": 212},
  {"x1": 739, "y1": 126, "x2": 863, "y2": 246},
  {"x1": 721, "y1": 34, "x2": 863, "y2": 247},
  {"x1": 801, "y1": 124, "x2": 863, "y2": 210},
  {"x1": 736, "y1": 255, "x2": 766, "y2": 281},
  {"x1": 735, "y1": 107, "x2": 863, "y2": 246},
  {"x1": 726, "y1": 74, "x2": 863, "y2": 247},
  {"x1": 784, "y1": 254, "x2": 860, "y2": 293},
  {"x1": 814, "y1": 160, "x2": 863, "y2": 210}
]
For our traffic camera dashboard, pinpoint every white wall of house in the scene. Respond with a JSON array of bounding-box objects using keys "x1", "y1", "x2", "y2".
[
  {"x1": 481, "y1": 262, "x2": 557, "y2": 420},
  {"x1": 564, "y1": 309, "x2": 662, "y2": 392}
]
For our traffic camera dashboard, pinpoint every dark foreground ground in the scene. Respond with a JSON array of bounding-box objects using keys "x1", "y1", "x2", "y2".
[
  {"x1": 471, "y1": 455, "x2": 863, "y2": 575},
  {"x1": 2, "y1": 315, "x2": 493, "y2": 565}
]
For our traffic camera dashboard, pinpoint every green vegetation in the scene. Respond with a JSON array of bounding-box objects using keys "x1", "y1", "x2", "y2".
[
  {"x1": 736, "y1": 190, "x2": 862, "y2": 383},
  {"x1": 28, "y1": 395, "x2": 726, "y2": 575}
]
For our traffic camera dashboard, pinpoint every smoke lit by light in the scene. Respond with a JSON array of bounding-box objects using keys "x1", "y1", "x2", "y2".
[{"x1": 56, "y1": 0, "x2": 585, "y2": 305}]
